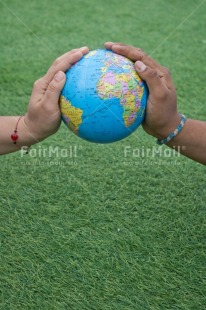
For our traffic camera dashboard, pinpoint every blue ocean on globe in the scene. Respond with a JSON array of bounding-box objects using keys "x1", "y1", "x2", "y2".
[{"x1": 60, "y1": 49, "x2": 148, "y2": 143}]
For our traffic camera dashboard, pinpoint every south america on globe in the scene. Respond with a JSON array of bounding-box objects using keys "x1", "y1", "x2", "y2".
[{"x1": 60, "y1": 49, "x2": 148, "y2": 143}]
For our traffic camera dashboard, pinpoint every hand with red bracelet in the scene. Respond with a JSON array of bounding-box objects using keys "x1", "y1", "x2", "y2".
[
  {"x1": 0, "y1": 46, "x2": 89, "y2": 155},
  {"x1": 104, "y1": 42, "x2": 206, "y2": 165}
]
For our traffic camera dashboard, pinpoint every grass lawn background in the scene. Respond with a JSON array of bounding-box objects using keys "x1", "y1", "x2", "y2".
[{"x1": 0, "y1": 0, "x2": 206, "y2": 309}]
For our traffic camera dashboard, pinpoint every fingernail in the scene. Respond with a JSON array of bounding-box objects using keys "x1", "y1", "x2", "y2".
[
  {"x1": 54, "y1": 71, "x2": 65, "y2": 82},
  {"x1": 135, "y1": 61, "x2": 147, "y2": 72}
]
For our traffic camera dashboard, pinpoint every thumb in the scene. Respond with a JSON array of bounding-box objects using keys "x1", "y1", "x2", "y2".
[
  {"x1": 134, "y1": 61, "x2": 167, "y2": 98},
  {"x1": 42, "y1": 71, "x2": 66, "y2": 108}
]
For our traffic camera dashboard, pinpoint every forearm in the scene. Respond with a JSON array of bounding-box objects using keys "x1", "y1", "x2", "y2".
[
  {"x1": 0, "y1": 116, "x2": 38, "y2": 155},
  {"x1": 167, "y1": 119, "x2": 206, "y2": 165}
]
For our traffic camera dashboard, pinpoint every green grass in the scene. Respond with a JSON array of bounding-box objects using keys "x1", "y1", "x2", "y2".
[{"x1": 0, "y1": 0, "x2": 206, "y2": 309}]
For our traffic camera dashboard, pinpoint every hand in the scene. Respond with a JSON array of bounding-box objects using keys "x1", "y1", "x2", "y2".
[
  {"x1": 24, "y1": 46, "x2": 89, "y2": 142},
  {"x1": 104, "y1": 42, "x2": 181, "y2": 140}
]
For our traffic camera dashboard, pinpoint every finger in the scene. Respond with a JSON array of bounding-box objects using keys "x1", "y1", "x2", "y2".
[
  {"x1": 43, "y1": 47, "x2": 89, "y2": 85},
  {"x1": 135, "y1": 61, "x2": 168, "y2": 99},
  {"x1": 51, "y1": 46, "x2": 89, "y2": 66},
  {"x1": 41, "y1": 71, "x2": 66, "y2": 114},
  {"x1": 104, "y1": 41, "x2": 114, "y2": 49},
  {"x1": 105, "y1": 42, "x2": 175, "y2": 90},
  {"x1": 158, "y1": 67, "x2": 176, "y2": 91},
  {"x1": 30, "y1": 78, "x2": 45, "y2": 103},
  {"x1": 105, "y1": 42, "x2": 163, "y2": 71},
  {"x1": 104, "y1": 41, "x2": 124, "y2": 49},
  {"x1": 30, "y1": 47, "x2": 89, "y2": 104}
]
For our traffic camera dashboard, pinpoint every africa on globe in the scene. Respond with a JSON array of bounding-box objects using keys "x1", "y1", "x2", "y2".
[{"x1": 60, "y1": 49, "x2": 148, "y2": 143}]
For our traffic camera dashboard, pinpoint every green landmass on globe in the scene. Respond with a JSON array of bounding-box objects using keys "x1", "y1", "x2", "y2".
[{"x1": 60, "y1": 49, "x2": 148, "y2": 143}]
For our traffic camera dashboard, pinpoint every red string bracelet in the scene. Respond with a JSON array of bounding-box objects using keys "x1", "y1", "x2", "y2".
[{"x1": 11, "y1": 116, "x2": 23, "y2": 144}]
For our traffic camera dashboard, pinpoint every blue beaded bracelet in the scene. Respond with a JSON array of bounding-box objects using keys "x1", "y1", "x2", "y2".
[{"x1": 157, "y1": 114, "x2": 186, "y2": 145}]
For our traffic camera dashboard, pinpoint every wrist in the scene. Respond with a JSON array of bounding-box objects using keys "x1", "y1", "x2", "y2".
[
  {"x1": 0, "y1": 116, "x2": 40, "y2": 155},
  {"x1": 17, "y1": 115, "x2": 40, "y2": 147},
  {"x1": 23, "y1": 112, "x2": 61, "y2": 142},
  {"x1": 148, "y1": 113, "x2": 182, "y2": 140},
  {"x1": 157, "y1": 114, "x2": 186, "y2": 145}
]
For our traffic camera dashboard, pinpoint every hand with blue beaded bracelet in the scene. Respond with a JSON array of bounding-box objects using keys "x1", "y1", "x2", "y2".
[{"x1": 105, "y1": 42, "x2": 206, "y2": 165}]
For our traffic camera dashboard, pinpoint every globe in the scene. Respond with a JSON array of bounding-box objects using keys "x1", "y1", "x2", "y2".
[{"x1": 60, "y1": 49, "x2": 148, "y2": 143}]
